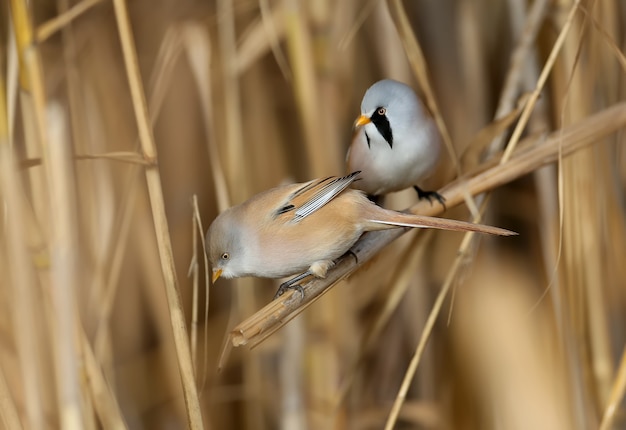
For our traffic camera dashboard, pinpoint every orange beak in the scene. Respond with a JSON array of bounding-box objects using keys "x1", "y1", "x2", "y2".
[
  {"x1": 212, "y1": 268, "x2": 223, "y2": 283},
  {"x1": 353, "y1": 115, "x2": 371, "y2": 129}
]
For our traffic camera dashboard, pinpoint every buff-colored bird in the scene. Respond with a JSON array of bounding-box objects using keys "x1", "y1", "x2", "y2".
[{"x1": 206, "y1": 172, "x2": 515, "y2": 299}]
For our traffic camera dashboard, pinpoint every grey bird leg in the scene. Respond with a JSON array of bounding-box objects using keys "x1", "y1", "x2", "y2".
[
  {"x1": 413, "y1": 186, "x2": 446, "y2": 210},
  {"x1": 274, "y1": 271, "x2": 311, "y2": 300},
  {"x1": 274, "y1": 249, "x2": 359, "y2": 300}
]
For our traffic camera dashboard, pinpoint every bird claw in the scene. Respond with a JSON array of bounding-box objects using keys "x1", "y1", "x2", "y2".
[
  {"x1": 274, "y1": 283, "x2": 305, "y2": 301},
  {"x1": 414, "y1": 186, "x2": 446, "y2": 210}
]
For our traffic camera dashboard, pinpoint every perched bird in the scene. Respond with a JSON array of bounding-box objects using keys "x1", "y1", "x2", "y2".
[
  {"x1": 347, "y1": 79, "x2": 444, "y2": 205},
  {"x1": 207, "y1": 172, "x2": 514, "y2": 299}
]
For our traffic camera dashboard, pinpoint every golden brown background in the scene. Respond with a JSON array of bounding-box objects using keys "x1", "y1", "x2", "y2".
[{"x1": 1, "y1": 0, "x2": 626, "y2": 429}]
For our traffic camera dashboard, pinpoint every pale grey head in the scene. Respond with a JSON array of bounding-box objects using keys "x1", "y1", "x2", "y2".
[
  {"x1": 206, "y1": 208, "x2": 247, "y2": 282},
  {"x1": 357, "y1": 79, "x2": 425, "y2": 149}
]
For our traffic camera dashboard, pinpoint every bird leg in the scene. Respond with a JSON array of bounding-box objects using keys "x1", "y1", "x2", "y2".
[
  {"x1": 274, "y1": 271, "x2": 312, "y2": 300},
  {"x1": 413, "y1": 186, "x2": 446, "y2": 209},
  {"x1": 345, "y1": 250, "x2": 358, "y2": 264}
]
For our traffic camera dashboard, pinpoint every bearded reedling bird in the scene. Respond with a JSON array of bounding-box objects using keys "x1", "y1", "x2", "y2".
[
  {"x1": 347, "y1": 79, "x2": 444, "y2": 205},
  {"x1": 207, "y1": 172, "x2": 515, "y2": 299}
]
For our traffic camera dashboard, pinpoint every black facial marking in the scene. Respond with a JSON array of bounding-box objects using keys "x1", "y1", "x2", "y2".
[
  {"x1": 364, "y1": 130, "x2": 371, "y2": 148},
  {"x1": 370, "y1": 106, "x2": 393, "y2": 148}
]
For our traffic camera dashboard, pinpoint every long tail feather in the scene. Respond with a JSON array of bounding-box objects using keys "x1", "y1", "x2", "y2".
[{"x1": 367, "y1": 212, "x2": 516, "y2": 236}]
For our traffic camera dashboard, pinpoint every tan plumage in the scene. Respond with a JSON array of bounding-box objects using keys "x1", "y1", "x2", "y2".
[{"x1": 206, "y1": 172, "x2": 515, "y2": 298}]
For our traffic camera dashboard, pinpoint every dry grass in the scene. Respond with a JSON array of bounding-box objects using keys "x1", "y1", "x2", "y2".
[{"x1": 1, "y1": 0, "x2": 626, "y2": 429}]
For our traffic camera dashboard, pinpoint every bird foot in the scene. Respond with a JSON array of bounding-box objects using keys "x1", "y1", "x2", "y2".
[
  {"x1": 414, "y1": 186, "x2": 446, "y2": 209},
  {"x1": 274, "y1": 283, "x2": 305, "y2": 300}
]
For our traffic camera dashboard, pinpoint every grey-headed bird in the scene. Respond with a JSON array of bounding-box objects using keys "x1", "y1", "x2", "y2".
[{"x1": 347, "y1": 79, "x2": 444, "y2": 205}]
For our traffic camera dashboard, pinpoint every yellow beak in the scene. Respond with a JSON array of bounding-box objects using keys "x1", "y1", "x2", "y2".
[
  {"x1": 353, "y1": 114, "x2": 371, "y2": 129},
  {"x1": 212, "y1": 268, "x2": 223, "y2": 283}
]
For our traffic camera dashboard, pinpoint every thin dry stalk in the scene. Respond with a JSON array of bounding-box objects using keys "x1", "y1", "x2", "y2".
[
  {"x1": 237, "y1": 1, "x2": 289, "y2": 77},
  {"x1": 598, "y1": 346, "x2": 626, "y2": 430},
  {"x1": 111, "y1": 0, "x2": 203, "y2": 428},
  {"x1": 332, "y1": 229, "x2": 434, "y2": 412},
  {"x1": 192, "y1": 195, "x2": 211, "y2": 391},
  {"x1": 0, "y1": 364, "x2": 22, "y2": 430},
  {"x1": 11, "y1": 0, "x2": 85, "y2": 426},
  {"x1": 190, "y1": 198, "x2": 200, "y2": 371},
  {"x1": 229, "y1": 101, "x2": 626, "y2": 348},
  {"x1": 182, "y1": 24, "x2": 231, "y2": 212},
  {"x1": 217, "y1": 2, "x2": 267, "y2": 428},
  {"x1": 79, "y1": 328, "x2": 128, "y2": 429},
  {"x1": 0, "y1": 87, "x2": 39, "y2": 430},
  {"x1": 93, "y1": 166, "x2": 141, "y2": 361},
  {"x1": 384, "y1": 224, "x2": 482, "y2": 430},
  {"x1": 386, "y1": 0, "x2": 459, "y2": 176},
  {"x1": 36, "y1": 0, "x2": 106, "y2": 42},
  {"x1": 46, "y1": 103, "x2": 84, "y2": 429},
  {"x1": 283, "y1": 0, "x2": 340, "y2": 177},
  {"x1": 503, "y1": 0, "x2": 582, "y2": 161},
  {"x1": 486, "y1": 0, "x2": 550, "y2": 155},
  {"x1": 217, "y1": 0, "x2": 248, "y2": 199},
  {"x1": 93, "y1": 19, "x2": 191, "y2": 365},
  {"x1": 189, "y1": 194, "x2": 211, "y2": 381}
]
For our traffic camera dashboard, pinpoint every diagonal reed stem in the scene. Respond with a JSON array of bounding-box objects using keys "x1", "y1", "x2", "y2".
[{"x1": 111, "y1": 0, "x2": 204, "y2": 428}]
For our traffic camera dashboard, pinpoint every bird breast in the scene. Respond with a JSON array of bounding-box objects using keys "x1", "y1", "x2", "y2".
[{"x1": 349, "y1": 123, "x2": 440, "y2": 195}]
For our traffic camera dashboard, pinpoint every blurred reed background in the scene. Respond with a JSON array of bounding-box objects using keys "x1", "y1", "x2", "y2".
[{"x1": 1, "y1": 0, "x2": 626, "y2": 429}]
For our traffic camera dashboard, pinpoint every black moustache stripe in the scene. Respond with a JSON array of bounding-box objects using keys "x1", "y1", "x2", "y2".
[{"x1": 370, "y1": 109, "x2": 393, "y2": 148}]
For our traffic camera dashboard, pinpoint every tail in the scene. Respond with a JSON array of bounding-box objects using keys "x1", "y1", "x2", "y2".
[{"x1": 365, "y1": 209, "x2": 516, "y2": 236}]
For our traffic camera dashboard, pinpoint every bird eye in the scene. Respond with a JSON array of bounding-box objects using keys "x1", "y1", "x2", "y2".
[
  {"x1": 377, "y1": 107, "x2": 386, "y2": 116},
  {"x1": 221, "y1": 252, "x2": 230, "y2": 260}
]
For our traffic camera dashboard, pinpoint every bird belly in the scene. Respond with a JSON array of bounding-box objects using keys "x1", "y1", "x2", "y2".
[{"x1": 348, "y1": 126, "x2": 440, "y2": 195}]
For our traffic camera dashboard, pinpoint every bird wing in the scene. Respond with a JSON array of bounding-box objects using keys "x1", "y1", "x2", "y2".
[{"x1": 274, "y1": 171, "x2": 361, "y2": 222}]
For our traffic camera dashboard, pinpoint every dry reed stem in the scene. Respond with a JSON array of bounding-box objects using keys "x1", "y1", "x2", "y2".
[
  {"x1": 581, "y1": 5, "x2": 626, "y2": 73},
  {"x1": 217, "y1": 2, "x2": 268, "y2": 427},
  {"x1": 229, "y1": 101, "x2": 626, "y2": 348},
  {"x1": 337, "y1": 0, "x2": 379, "y2": 51},
  {"x1": 384, "y1": 220, "x2": 483, "y2": 430},
  {"x1": 190, "y1": 198, "x2": 200, "y2": 371},
  {"x1": 193, "y1": 195, "x2": 211, "y2": 391},
  {"x1": 503, "y1": 0, "x2": 582, "y2": 162},
  {"x1": 460, "y1": 98, "x2": 526, "y2": 168},
  {"x1": 599, "y1": 346, "x2": 626, "y2": 430},
  {"x1": 111, "y1": 0, "x2": 203, "y2": 428},
  {"x1": 486, "y1": 0, "x2": 550, "y2": 155},
  {"x1": 237, "y1": 1, "x2": 288, "y2": 77},
  {"x1": 284, "y1": 0, "x2": 339, "y2": 177},
  {"x1": 46, "y1": 103, "x2": 83, "y2": 429},
  {"x1": 387, "y1": 0, "x2": 459, "y2": 176},
  {"x1": 182, "y1": 24, "x2": 231, "y2": 212},
  {"x1": 332, "y1": 229, "x2": 434, "y2": 413},
  {"x1": 0, "y1": 154, "x2": 43, "y2": 430},
  {"x1": 36, "y1": 0, "x2": 106, "y2": 42},
  {"x1": 190, "y1": 194, "x2": 211, "y2": 382},
  {"x1": 0, "y1": 364, "x2": 22, "y2": 430},
  {"x1": 217, "y1": 0, "x2": 249, "y2": 200},
  {"x1": 0, "y1": 81, "x2": 39, "y2": 429},
  {"x1": 93, "y1": 167, "x2": 142, "y2": 360},
  {"x1": 93, "y1": 24, "x2": 198, "y2": 361},
  {"x1": 385, "y1": 3, "x2": 592, "y2": 426},
  {"x1": 79, "y1": 328, "x2": 128, "y2": 429},
  {"x1": 11, "y1": 0, "x2": 85, "y2": 426}
]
